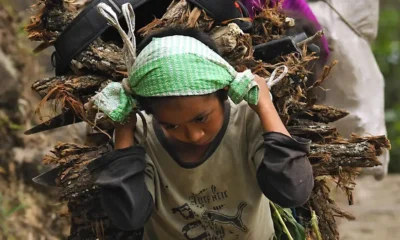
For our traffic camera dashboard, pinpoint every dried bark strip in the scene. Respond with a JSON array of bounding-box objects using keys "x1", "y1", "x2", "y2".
[
  {"x1": 310, "y1": 142, "x2": 381, "y2": 168},
  {"x1": 44, "y1": 142, "x2": 143, "y2": 239},
  {"x1": 308, "y1": 180, "x2": 339, "y2": 240},
  {"x1": 287, "y1": 119, "x2": 338, "y2": 142},
  {"x1": 72, "y1": 39, "x2": 127, "y2": 78},
  {"x1": 26, "y1": 0, "x2": 76, "y2": 42},
  {"x1": 211, "y1": 23, "x2": 252, "y2": 62},
  {"x1": 349, "y1": 134, "x2": 391, "y2": 155},
  {"x1": 295, "y1": 104, "x2": 349, "y2": 124},
  {"x1": 138, "y1": 0, "x2": 214, "y2": 37},
  {"x1": 32, "y1": 75, "x2": 109, "y2": 99}
]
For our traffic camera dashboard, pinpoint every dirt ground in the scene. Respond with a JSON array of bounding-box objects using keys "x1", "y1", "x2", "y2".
[{"x1": 335, "y1": 174, "x2": 400, "y2": 240}]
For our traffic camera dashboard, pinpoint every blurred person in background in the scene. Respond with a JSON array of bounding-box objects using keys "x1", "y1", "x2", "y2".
[
  {"x1": 307, "y1": 0, "x2": 389, "y2": 180},
  {"x1": 243, "y1": 0, "x2": 389, "y2": 180}
]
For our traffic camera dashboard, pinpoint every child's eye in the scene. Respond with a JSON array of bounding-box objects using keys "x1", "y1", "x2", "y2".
[
  {"x1": 195, "y1": 115, "x2": 208, "y2": 123},
  {"x1": 164, "y1": 124, "x2": 179, "y2": 130}
]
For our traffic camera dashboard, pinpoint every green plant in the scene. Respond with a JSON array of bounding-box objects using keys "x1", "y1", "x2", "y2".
[
  {"x1": 373, "y1": 6, "x2": 400, "y2": 172},
  {"x1": 0, "y1": 193, "x2": 26, "y2": 238}
]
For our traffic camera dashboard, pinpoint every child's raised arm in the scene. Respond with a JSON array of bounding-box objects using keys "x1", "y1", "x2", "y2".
[
  {"x1": 114, "y1": 113, "x2": 137, "y2": 149},
  {"x1": 247, "y1": 75, "x2": 314, "y2": 207},
  {"x1": 87, "y1": 113, "x2": 154, "y2": 231},
  {"x1": 255, "y1": 132, "x2": 313, "y2": 207},
  {"x1": 248, "y1": 74, "x2": 290, "y2": 136}
]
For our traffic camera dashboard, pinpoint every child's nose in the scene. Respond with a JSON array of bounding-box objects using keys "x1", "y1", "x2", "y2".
[{"x1": 185, "y1": 127, "x2": 205, "y2": 143}]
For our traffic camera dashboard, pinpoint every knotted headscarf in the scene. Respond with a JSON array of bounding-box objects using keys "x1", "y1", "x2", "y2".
[
  {"x1": 92, "y1": 3, "x2": 288, "y2": 123},
  {"x1": 92, "y1": 3, "x2": 259, "y2": 123}
]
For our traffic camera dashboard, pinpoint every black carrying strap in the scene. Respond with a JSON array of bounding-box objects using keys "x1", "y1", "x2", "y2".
[
  {"x1": 187, "y1": 0, "x2": 252, "y2": 31},
  {"x1": 54, "y1": 0, "x2": 252, "y2": 75},
  {"x1": 54, "y1": 0, "x2": 149, "y2": 75}
]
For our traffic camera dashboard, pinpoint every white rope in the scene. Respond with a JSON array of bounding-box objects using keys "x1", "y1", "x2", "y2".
[
  {"x1": 122, "y1": 3, "x2": 136, "y2": 71},
  {"x1": 97, "y1": 3, "x2": 120, "y2": 32},
  {"x1": 97, "y1": 3, "x2": 136, "y2": 73},
  {"x1": 123, "y1": 3, "x2": 136, "y2": 46},
  {"x1": 265, "y1": 65, "x2": 288, "y2": 100},
  {"x1": 267, "y1": 65, "x2": 288, "y2": 88}
]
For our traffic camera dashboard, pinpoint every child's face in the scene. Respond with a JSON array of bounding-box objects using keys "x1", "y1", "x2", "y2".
[{"x1": 151, "y1": 95, "x2": 225, "y2": 146}]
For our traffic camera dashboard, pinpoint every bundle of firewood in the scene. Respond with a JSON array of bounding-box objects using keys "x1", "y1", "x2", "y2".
[{"x1": 25, "y1": 0, "x2": 390, "y2": 239}]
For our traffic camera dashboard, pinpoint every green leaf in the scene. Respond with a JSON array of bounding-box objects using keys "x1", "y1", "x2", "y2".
[
  {"x1": 4, "y1": 204, "x2": 25, "y2": 218},
  {"x1": 271, "y1": 203, "x2": 306, "y2": 240}
]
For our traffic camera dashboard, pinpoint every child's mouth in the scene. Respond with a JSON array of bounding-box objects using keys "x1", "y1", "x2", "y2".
[{"x1": 193, "y1": 137, "x2": 214, "y2": 146}]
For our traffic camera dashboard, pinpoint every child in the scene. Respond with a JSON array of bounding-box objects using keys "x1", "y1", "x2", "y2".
[{"x1": 88, "y1": 26, "x2": 313, "y2": 239}]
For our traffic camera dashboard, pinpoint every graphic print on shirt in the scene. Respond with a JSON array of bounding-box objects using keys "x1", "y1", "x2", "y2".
[
  {"x1": 201, "y1": 202, "x2": 248, "y2": 232},
  {"x1": 172, "y1": 203, "x2": 196, "y2": 220},
  {"x1": 171, "y1": 185, "x2": 248, "y2": 240}
]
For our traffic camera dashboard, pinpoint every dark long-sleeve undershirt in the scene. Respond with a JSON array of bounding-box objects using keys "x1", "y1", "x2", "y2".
[
  {"x1": 88, "y1": 132, "x2": 313, "y2": 231},
  {"x1": 256, "y1": 132, "x2": 314, "y2": 208}
]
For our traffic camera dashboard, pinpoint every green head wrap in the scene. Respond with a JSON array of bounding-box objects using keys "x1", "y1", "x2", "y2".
[
  {"x1": 92, "y1": 35, "x2": 259, "y2": 123},
  {"x1": 92, "y1": 3, "x2": 267, "y2": 123}
]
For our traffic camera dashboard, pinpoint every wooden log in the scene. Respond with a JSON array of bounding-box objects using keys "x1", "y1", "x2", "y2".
[
  {"x1": 72, "y1": 39, "x2": 127, "y2": 78},
  {"x1": 138, "y1": 0, "x2": 214, "y2": 37},
  {"x1": 32, "y1": 75, "x2": 110, "y2": 99},
  {"x1": 287, "y1": 119, "x2": 338, "y2": 143},
  {"x1": 300, "y1": 104, "x2": 349, "y2": 123},
  {"x1": 310, "y1": 142, "x2": 378, "y2": 164},
  {"x1": 210, "y1": 23, "x2": 252, "y2": 63},
  {"x1": 277, "y1": 100, "x2": 349, "y2": 125},
  {"x1": 43, "y1": 142, "x2": 143, "y2": 239},
  {"x1": 55, "y1": 39, "x2": 126, "y2": 78},
  {"x1": 349, "y1": 134, "x2": 391, "y2": 156},
  {"x1": 309, "y1": 142, "x2": 382, "y2": 176},
  {"x1": 27, "y1": 1, "x2": 126, "y2": 77},
  {"x1": 289, "y1": 103, "x2": 349, "y2": 124},
  {"x1": 26, "y1": 0, "x2": 75, "y2": 42}
]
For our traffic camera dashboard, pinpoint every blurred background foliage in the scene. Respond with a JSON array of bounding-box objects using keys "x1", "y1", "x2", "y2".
[{"x1": 373, "y1": 0, "x2": 400, "y2": 172}]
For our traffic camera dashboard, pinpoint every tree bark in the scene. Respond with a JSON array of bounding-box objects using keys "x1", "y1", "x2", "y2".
[
  {"x1": 310, "y1": 142, "x2": 382, "y2": 176},
  {"x1": 44, "y1": 142, "x2": 143, "y2": 239},
  {"x1": 308, "y1": 180, "x2": 339, "y2": 240},
  {"x1": 25, "y1": 1, "x2": 391, "y2": 240},
  {"x1": 287, "y1": 119, "x2": 338, "y2": 142},
  {"x1": 32, "y1": 75, "x2": 110, "y2": 99}
]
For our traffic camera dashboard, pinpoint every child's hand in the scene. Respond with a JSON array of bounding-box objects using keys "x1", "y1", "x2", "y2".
[
  {"x1": 248, "y1": 74, "x2": 290, "y2": 136},
  {"x1": 248, "y1": 74, "x2": 272, "y2": 116},
  {"x1": 115, "y1": 113, "x2": 137, "y2": 130},
  {"x1": 114, "y1": 113, "x2": 137, "y2": 149}
]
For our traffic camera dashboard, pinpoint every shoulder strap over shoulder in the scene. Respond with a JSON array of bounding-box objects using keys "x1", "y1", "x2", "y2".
[
  {"x1": 54, "y1": 0, "x2": 150, "y2": 75},
  {"x1": 54, "y1": 0, "x2": 252, "y2": 76}
]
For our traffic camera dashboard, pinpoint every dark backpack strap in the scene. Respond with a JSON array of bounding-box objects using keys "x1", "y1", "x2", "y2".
[
  {"x1": 187, "y1": 0, "x2": 252, "y2": 31},
  {"x1": 54, "y1": 0, "x2": 149, "y2": 75},
  {"x1": 54, "y1": 0, "x2": 252, "y2": 75}
]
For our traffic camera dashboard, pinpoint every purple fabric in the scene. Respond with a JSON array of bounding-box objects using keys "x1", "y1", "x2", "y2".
[
  {"x1": 242, "y1": 0, "x2": 317, "y2": 22},
  {"x1": 275, "y1": 0, "x2": 320, "y2": 25},
  {"x1": 241, "y1": 0, "x2": 330, "y2": 59},
  {"x1": 241, "y1": 0, "x2": 265, "y2": 16}
]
